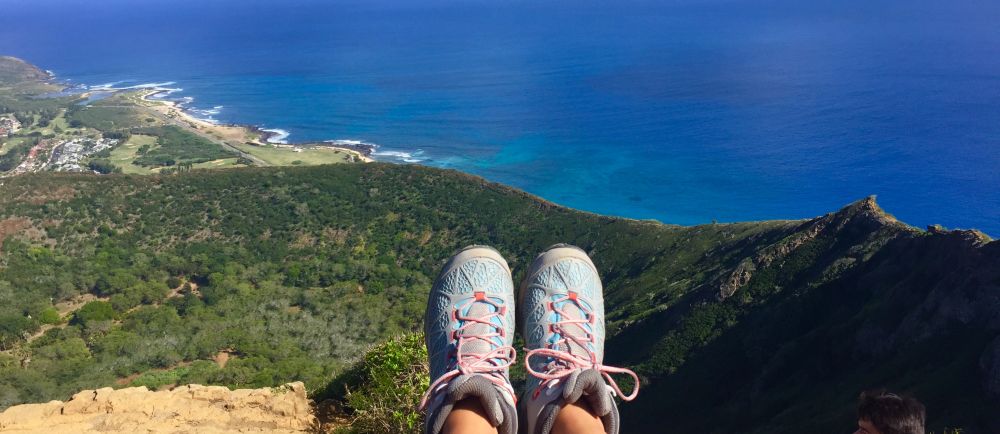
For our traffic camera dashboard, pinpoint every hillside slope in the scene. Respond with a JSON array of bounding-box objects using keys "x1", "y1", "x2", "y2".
[
  {"x1": 613, "y1": 198, "x2": 999, "y2": 433},
  {"x1": 0, "y1": 56, "x2": 51, "y2": 89},
  {"x1": 0, "y1": 163, "x2": 996, "y2": 433}
]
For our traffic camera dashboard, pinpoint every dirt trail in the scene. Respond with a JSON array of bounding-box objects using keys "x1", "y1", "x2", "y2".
[
  {"x1": 23, "y1": 282, "x2": 193, "y2": 343},
  {"x1": 11, "y1": 294, "x2": 105, "y2": 347}
]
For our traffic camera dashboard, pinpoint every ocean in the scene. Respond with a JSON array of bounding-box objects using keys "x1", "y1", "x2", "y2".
[{"x1": 2, "y1": 0, "x2": 998, "y2": 234}]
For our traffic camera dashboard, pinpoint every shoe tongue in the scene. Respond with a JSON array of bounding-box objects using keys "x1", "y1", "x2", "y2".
[
  {"x1": 462, "y1": 300, "x2": 495, "y2": 355},
  {"x1": 557, "y1": 298, "x2": 591, "y2": 359}
]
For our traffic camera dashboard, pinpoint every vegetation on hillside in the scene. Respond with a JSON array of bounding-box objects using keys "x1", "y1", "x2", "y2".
[
  {"x1": 130, "y1": 125, "x2": 235, "y2": 167},
  {"x1": 0, "y1": 163, "x2": 995, "y2": 433},
  {"x1": 318, "y1": 334, "x2": 429, "y2": 434}
]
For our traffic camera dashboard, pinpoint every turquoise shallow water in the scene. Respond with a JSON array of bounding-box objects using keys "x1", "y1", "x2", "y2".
[{"x1": 2, "y1": 0, "x2": 998, "y2": 234}]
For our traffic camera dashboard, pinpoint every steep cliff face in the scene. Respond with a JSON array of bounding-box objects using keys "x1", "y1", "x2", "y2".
[
  {"x1": 614, "y1": 197, "x2": 1000, "y2": 434},
  {"x1": 0, "y1": 382, "x2": 316, "y2": 433}
]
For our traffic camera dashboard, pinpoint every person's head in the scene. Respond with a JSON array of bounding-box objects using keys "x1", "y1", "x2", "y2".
[{"x1": 854, "y1": 389, "x2": 925, "y2": 434}]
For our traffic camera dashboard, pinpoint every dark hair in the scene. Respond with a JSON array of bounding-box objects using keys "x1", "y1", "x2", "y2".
[{"x1": 857, "y1": 389, "x2": 925, "y2": 434}]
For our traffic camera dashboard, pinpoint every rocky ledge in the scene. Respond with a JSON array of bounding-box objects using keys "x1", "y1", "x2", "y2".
[{"x1": 0, "y1": 382, "x2": 316, "y2": 433}]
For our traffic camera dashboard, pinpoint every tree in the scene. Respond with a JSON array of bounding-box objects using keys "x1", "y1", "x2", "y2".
[
  {"x1": 87, "y1": 159, "x2": 119, "y2": 174},
  {"x1": 0, "y1": 315, "x2": 36, "y2": 350},
  {"x1": 71, "y1": 301, "x2": 116, "y2": 325},
  {"x1": 37, "y1": 307, "x2": 60, "y2": 325}
]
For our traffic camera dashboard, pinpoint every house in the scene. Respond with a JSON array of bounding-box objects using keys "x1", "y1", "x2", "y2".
[{"x1": 0, "y1": 116, "x2": 22, "y2": 137}]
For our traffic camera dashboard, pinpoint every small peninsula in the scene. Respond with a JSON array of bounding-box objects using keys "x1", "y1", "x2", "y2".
[{"x1": 0, "y1": 56, "x2": 372, "y2": 177}]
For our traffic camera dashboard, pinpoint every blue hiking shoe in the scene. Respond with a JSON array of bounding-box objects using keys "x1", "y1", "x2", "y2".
[
  {"x1": 421, "y1": 245, "x2": 518, "y2": 434},
  {"x1": 519, "y1": 244, "x2": 639, "y2": 434}
]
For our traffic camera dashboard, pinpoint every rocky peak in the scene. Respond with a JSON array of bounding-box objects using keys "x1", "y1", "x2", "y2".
[
  {"x1": 823, "y1": 195, "x2": 906, "y2": 233},
  {"x1": 927, "y1": 224, "x2": 993, "y2": 246},
  {"x1": 716, "y1": 196, "x2": 906, "y2": 299}
]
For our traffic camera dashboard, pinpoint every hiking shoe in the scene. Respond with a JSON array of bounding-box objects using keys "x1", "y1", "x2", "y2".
[
  {"x1": 421, "y1": 245, "x2": 518, "y2": 434},
  {"x1": 519, "y1": 244, "x2": 639, "y2": 434}
]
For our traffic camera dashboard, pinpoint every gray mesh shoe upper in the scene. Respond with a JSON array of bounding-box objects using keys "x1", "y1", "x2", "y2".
[
  {"x1": 422, "y1": 246, "x2": 517, "y2": 434},
  {"x1": 518, "y1": 245, "x2": 639, "y2": 434}
]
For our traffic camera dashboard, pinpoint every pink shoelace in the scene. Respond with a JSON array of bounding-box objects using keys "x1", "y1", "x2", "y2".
[
  {"x1": 525, "y1": 291, "x2": 639, "y2": 401},
  {"x1": 420, "y1": 292, "x2": 517, "y2": 411}
]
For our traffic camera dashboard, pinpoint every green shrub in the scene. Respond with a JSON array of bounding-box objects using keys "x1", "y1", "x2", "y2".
[
  {"x1": 0, "y1": 314, "x2": 37, "y2": 350},
  {"x1": 129, "y1": 365, "x2": 190, "y2": 389},
  {"x1": 87, "y1": 159, "x2": 120, "y2": 174},
  {"x1": 71, "y1": 301, "x2": 116, "y2": 325},
  {"x1": 166, "y1": 277, "x2": 182, "y2": 289},
  {"x1": 37, "y1": 307, "x2": 60, "y2": 325},
  {"x1": 323, "y1": 333, "x2": 429, "y2": 434}
]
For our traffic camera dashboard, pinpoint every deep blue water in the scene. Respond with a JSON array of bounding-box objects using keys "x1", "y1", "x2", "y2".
[{"x1": 2, "y1": 0, "x2": 998, "y2": 234}]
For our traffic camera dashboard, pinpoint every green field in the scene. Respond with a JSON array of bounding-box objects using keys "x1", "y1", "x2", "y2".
[
  {"x1": 48, "y1": 109, "x2": 69, "y2": 131},
  {"x1": 108, "y1": 134, "x2": 158, "y2": 174},
  {"x1": 191, "y1": 158, "x2": 241, "y2": 170},
  {"x1": 0, "y1": 140, "x2": 17, "y2": 156},
  {"x1": 233, "y1": 142, "x2": 354, "y2": 166}
]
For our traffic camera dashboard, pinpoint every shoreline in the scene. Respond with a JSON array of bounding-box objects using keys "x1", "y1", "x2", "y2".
[
  {"x1": 134, "y1": 88, "x2": 374, "y2": 163},
  {"x1": 46, "y1": 72, "x2": 419, "y2": 166}
]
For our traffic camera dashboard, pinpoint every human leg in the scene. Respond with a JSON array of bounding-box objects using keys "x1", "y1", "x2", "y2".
[{"x1": 551, "y1": 401, "x2": 605, "y2": 434}]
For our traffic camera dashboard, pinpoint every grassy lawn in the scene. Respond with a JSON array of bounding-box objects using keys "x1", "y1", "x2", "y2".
[
  {"x1": 31, "y1": 109, "x2": 74, "y2": 138},
  {"x1": 191, "y1": 158, "x2": 241, "y2": 170},
  {"x1": 49, "y1": 109, "x2": 69, "y2": 131},
  {"x1": 232, "y1": 143, "x2": 354, "y2": 166},
  {"x1": 108, "y1": 134, "x2": 158, "y2": 174},
  {"x1": 0, "y1": 138, "x2": 22, "y2": 155}
]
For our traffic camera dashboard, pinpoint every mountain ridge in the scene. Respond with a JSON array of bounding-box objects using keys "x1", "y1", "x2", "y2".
[{"x1": 0, "y1": 163, "x2": 995, "y2": 432}]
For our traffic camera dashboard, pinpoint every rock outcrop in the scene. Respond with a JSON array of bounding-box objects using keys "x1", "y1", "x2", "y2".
[
  {"x1": 717, "y1": 195, "x2": 907, "y2": 299},
  {"x1": 0, "y1": 382, "x2": 316, "y2": 433}
]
